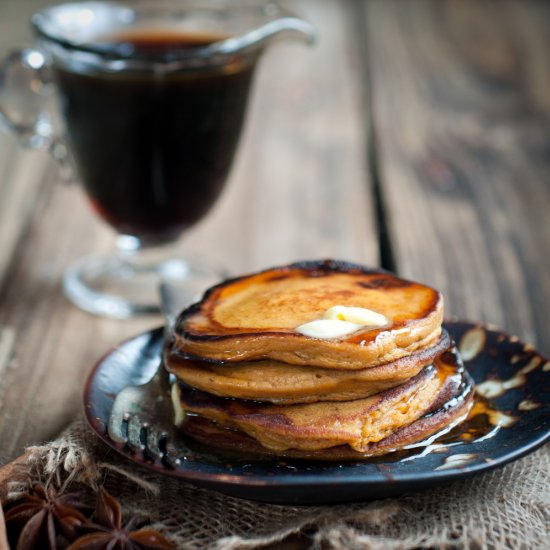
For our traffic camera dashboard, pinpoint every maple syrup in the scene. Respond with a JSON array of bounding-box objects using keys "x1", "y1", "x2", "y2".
[{"x1": 54, "y1": 31, "x2": 256, "y2": 241}]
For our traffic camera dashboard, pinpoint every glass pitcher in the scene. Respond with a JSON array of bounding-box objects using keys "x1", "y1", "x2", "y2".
[{"x1": 0, "y1": 1, "x2": 315, "y2": 318}]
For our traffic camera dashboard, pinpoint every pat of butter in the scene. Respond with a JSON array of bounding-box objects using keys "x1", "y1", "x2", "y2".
[
  {"x1": 324, "y1": 305, "x2": 388, "y2": 326},
  {"x1": 295, "y1": 319, "x2": 362, "y2": 339},
  {"x1": 295, "y1": 305, "x2": 388, "y2": 339}
]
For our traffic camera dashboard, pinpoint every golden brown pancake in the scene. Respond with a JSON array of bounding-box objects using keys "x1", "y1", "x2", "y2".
[
  {"x1": 173, "y1": 261, "x2": 443, "y2": 369},
  {"x1": 174, "y1": 347, "x2": 469, "y2": 454},
  {"x1": 166, "y1": 330, "x2": 451, "y2": 404},
  {"x1": 180, "y1": 385, "x2": 474, "y2": 460},
  {"x1": 175, "y1": 346, "x2": 474, "y2": 460}
]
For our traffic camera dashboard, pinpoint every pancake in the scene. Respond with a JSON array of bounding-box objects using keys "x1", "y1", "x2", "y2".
[
  {"x1": 180, "y1": 381, "x2": 474, "y2": 460},
  {"x1": 166, "y1": 330, "x2": 451, "y2": 404},
  {"x1": 174, "y1": 347, "x2": 469, "y2": 453},
  {"x1": 173, "y1": 260, "x2": 443, "y2": 370},
  {"x1": 174, "y1": 345, "x2": 474, "y2": 460}
]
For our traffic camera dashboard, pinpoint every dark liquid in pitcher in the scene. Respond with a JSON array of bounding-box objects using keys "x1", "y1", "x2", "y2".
[{"x1": 54, "y1": 31, "x2": 256, "y2": 241}]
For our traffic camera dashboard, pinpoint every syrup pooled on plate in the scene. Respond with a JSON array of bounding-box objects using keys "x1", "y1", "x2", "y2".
[{"x1": 371, "y1": 394, "x2": 515, "y2": 465}]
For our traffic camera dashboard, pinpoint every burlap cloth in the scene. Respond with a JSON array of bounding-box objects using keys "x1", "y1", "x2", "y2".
[{"x1": 3, "y1": 417, "x2": 549, "y2": 549}]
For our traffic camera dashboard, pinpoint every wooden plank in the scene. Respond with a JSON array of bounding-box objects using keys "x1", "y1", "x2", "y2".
[
  {"x1": 364, "y1": 0, "x2": 550, "y2": 353},
  {"x1": 0, "y1": 328, "x2": 16, "y2": 446},
  {"x1": 0, "y1": 150, "x2": 53, "y2": 291},
  {"x1": 0, "y1": 0, "x2": 67, "y2": 293},
  {"x1": 0, "y1": 179, "x2": 156, "y2": 465},
  {"x1": 0, "y1": 0, "x2": 51, "y2": 49},
  {"x1": 186, "y1": 0, "x2": 377, "y2": 272},
  {"x1": 0, "y1": 0, "x2": 376, "y2": 464}
]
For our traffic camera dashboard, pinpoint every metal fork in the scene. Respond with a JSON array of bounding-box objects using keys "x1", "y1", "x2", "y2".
[{"x1": 107, "y1": 283, "x2": 190, "y2": 465}]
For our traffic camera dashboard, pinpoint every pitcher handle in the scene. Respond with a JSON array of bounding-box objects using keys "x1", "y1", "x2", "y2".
[{"x1": 0, "y1": 48, "x2": 75, "y2": 181}]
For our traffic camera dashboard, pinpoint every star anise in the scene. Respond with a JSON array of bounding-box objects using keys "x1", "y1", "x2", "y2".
[
  {"x1": 3, "y1": 483, "x2": 90, "y2": 550},
  {"x1": 67, "y1": 488, "x2": 175, "y2": 550}
]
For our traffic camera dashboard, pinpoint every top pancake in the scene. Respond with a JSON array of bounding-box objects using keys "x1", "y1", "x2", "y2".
[{"x1": 173, "y1": 260, "x2": 443, "y2": 369}]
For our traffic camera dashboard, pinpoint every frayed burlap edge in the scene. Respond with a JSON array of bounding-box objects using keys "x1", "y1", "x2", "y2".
[{"x1": 1, "y1": 417, "x2": 549, "y2": 550}]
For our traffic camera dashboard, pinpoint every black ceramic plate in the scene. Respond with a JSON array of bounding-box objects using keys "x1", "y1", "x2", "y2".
[{"x1": 83, "y1": 322, "x2": 550, "y2": 504}]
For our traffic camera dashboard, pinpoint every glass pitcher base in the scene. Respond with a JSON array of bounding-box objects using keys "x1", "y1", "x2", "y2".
[{"x1": 63, "y1": 254, "x2": 225, "y2": 319}]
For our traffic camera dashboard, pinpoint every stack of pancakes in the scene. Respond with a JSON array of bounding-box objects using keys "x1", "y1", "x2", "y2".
[{"x1": 167, "y1": 260, "x2": 474, "y2": 460}]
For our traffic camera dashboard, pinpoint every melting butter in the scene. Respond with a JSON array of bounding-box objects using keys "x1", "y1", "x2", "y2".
[
  {"x1": 295, "y1": 319, "x2": 363, "y2": 339},
  {"x1": 296, "y1": 305, "x2": 388, "y2": 339},
  {"x1": 324, "y1": 305, "x2": 388, "y2": 326}
]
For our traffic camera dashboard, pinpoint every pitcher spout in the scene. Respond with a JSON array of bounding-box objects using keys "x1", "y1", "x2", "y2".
[{"x1": 207, "y1": 4, "x2": 316, "y2": 58}]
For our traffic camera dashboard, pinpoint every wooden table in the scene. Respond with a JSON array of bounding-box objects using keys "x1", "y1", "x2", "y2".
[{"x1": 0, "y1": 0, "x2": 548, "y2": 471}]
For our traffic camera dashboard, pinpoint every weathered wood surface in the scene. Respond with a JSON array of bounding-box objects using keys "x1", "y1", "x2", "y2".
[
  {"x1": 0, "y1": 0, "x2": 548, "y2": 471},
  {"x1": 364, "y1": 0, "x2": 550, "y2": 352},
  {"x1": 0, "y1": 0, "x2": 376, "y2": 464}
]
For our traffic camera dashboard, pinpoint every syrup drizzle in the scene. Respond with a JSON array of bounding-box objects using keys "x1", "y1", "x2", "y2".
[
  {"x1": 353, "y1": 394, "x2": 510, "y2": 465},
  {"x1": 177, "y1": 392, "x2": 511, "y2": 468}
]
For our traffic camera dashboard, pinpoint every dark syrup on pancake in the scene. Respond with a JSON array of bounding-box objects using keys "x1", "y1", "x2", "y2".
[
  {"x1": 365, "y1": 395, "x2": 507, "y2": 464},
  {"x1": 173, "y1": 393, "x2": 508, "y2": 467}
]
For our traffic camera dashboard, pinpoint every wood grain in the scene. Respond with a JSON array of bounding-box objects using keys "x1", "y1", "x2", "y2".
[
  {"x1": 0, "y1": 0, "x2": 377, "y2": 464},
  {"x1": 185, "y1": 0, "x2": 377, "y2": 272},
  {"x1": 364, "y1": 0, "x2": 550, "y2": 353},
  {"x1": 0, "y1": 0, "x2": 547, "y2": 471},
  {"x1": 0, "y1": 150, "x2": 53, "y2": 291}
]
